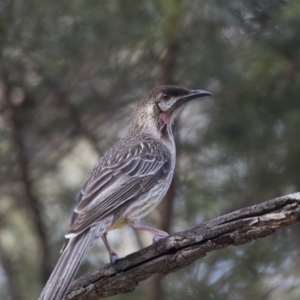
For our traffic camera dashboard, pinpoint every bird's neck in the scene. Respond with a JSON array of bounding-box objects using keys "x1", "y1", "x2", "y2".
[
  {"x1": 160, "y1": 123, "x2": 176, "y2": 153},
  {"x1": 127, "y1": 103, "x2": 177, "y2": 152},
  {"x1": 128, "y1": 118, "x2": 175, "y2": 152}
]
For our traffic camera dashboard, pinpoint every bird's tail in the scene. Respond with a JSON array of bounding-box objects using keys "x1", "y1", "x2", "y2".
[{"x1": 39, "y1": 228, "x2": 95, "y2": 300}]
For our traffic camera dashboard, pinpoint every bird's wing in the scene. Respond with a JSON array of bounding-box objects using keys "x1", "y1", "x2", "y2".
[{"x1": 66, "y1": 136, "x2": 171, "y2": 237}]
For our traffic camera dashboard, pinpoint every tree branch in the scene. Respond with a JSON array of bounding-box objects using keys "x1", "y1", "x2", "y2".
[
  {"x1": 1, "y1": 78, "x2": 51, "y2": 283},
  {"x1": 65, "y1": 192, "x2": 300, "y2": 300},
  {"x1": 28, "y1": 55, "x2": 103, "y2": 156},
  {"x1": 0, "y1": 239, "x2": 23, "y2": 300}
]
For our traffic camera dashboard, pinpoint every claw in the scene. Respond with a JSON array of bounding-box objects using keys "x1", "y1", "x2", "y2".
[
  {"x1": 109, "y1": 252, "x2": 119, "y2": 265},
  {"x1": 153, "y1": 235, "x2": 167, "y2": 244}
]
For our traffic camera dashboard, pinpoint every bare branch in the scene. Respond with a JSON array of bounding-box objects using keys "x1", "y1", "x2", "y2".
[
  {"x1": 27, "y1": 55, "x2": 103, "y2": 156},
  {"x1": 160, "y1": 40, "x2": 180, "y2": 85},
  {"x1": 0, "y1": 240, "x2": 23, "y2": 300},
  {"x1": 45, "y1": 76, "x2": 103, "y2": 156},
  {"x1": 65, "y1": 192, "x2": 300, "y2": 300},
  {"x1": 1, "y1": 78, "x2": 51, "y2": 282}
]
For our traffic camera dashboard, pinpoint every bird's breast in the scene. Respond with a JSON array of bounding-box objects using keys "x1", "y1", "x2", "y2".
[{"x1": 121, "y1": 154, "x2": 176, "y2": 221}]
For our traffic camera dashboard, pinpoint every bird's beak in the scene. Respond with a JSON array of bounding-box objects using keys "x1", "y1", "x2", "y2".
[
  {"x1": 181, "y1": 89, "x2": 213, "y2": 102},
  {"x1": 172, "y1": 89, "x2": 212, "y2": 112}
]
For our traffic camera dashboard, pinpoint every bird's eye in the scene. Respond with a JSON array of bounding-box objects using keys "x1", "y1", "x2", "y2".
[{"x1": 162, "y1": 94, "x2": 170, "y2": 101}]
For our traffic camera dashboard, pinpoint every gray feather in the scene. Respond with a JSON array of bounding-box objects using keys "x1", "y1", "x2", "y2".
[
  {"x1": 39, "y1": 229, "x2": 94, "y2": 300},
  {"x1": 67, "y1": 134, "x2": 171, "y2": 236}
]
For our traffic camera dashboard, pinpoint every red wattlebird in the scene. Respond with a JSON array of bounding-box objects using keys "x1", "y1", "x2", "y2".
[{"x1": 39, "y1": 85, "x2": 212, "y2": 300}]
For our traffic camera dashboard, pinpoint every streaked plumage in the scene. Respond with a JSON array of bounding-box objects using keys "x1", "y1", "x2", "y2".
[
  {"x1": 67, "y1": 134, "x2": 173, "y2": 237},
  {"x1": 39, "y1": 85, "x2": 212, "y2": 300}
]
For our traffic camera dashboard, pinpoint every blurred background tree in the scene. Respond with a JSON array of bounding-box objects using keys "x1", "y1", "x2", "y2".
[{"x1": 1, "y1": 0, "x2": 300, "y2": 299}]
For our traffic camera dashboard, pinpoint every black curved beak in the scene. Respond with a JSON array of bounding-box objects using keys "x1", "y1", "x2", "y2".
[
  {"x1": 183, "y1": 89, "x2": 213, "y2": 101},
  {"x1": 166, "y1": 88, "x2": 213, "y2": 117},
  {"x1": 173, "y1": 89, "x2": 212, "y2": 110}
]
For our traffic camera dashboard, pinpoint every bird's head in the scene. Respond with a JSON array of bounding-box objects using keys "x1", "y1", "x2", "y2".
[{"x1": 128, "y1": 85, "x2": 212, "y2": 139}]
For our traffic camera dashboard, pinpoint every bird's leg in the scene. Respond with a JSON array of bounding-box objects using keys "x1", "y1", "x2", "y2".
[
  {"x1": 102, "y1": 233, "x2": 119, "y2": 264},
  {"x1": 128, "y1": 220, "x2": 169, "y2": 244}
]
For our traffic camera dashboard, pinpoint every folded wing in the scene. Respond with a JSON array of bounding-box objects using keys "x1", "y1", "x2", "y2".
[{"x1": 66, "y1": 136, "x2": 171, "y2": 237}]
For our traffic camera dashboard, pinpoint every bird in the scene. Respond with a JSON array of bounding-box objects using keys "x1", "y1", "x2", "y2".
[{"x1": 39, "y1": 85, "x2": 212, "y2": 300}]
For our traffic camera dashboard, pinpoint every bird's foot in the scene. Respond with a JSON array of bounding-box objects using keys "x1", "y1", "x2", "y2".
[
  {"x1": 109, "y1": 252, "x2": 119, "y2": 265},
  {"x1": 152, "y1": 234, "x2": 169, "y2": 244}
]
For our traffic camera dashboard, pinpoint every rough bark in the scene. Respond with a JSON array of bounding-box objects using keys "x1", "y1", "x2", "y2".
[{"x1": 65, "y1": 192, "x2": 300, "y2": 300}]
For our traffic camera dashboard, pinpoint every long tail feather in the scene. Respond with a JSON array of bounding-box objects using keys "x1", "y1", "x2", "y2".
[{"x1": 39, "y1": 228, "x2": 95, "y2": 300}]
